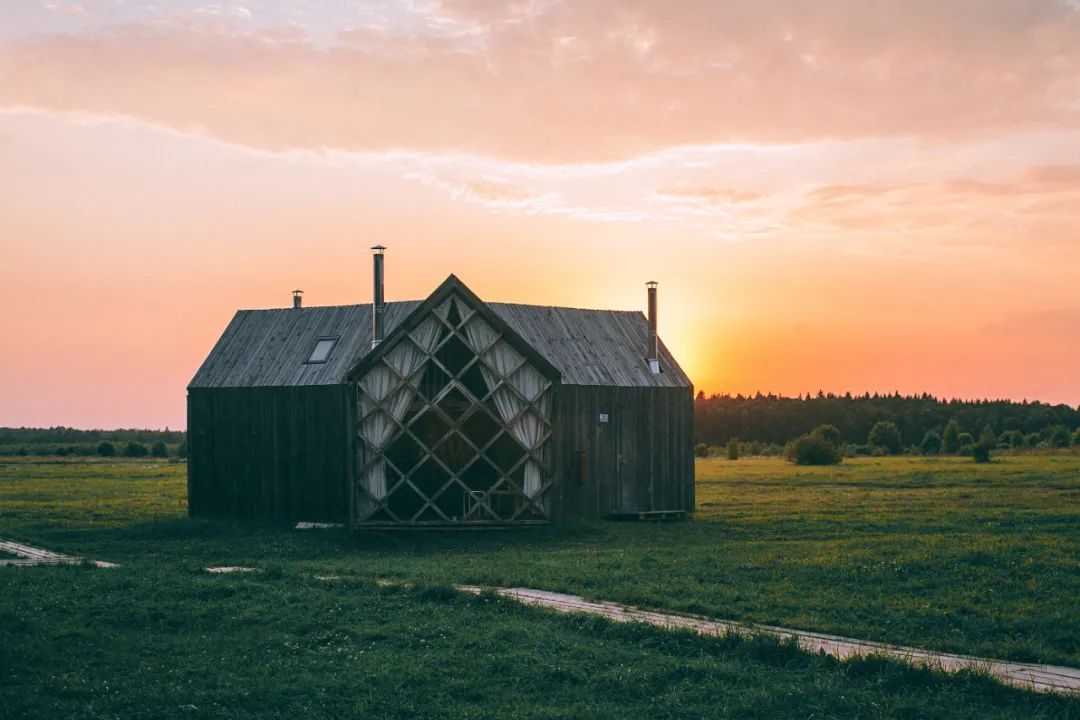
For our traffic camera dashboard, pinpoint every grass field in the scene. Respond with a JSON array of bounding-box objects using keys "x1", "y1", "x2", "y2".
[{"x1": 2, "y1": 455, "x2": 1080, "y2": 718}]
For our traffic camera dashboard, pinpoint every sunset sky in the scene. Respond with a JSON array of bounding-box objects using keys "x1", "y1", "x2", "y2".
[{"x1": 2, "y1": 1, "x2": 1080, "y2": 429}]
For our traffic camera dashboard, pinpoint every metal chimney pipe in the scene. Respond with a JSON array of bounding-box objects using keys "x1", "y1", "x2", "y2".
[
  {"x1": 371, "y1": 245, "x2": 386, "y2": 348},
  {"x1": 646, "y1": 281, "x2": 660, "y2": 374},
  {"x1": 292, "y1": 289, "x2": 303, "y2": 309}
]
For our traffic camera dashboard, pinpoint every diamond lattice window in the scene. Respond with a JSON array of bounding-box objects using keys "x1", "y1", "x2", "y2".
[{"x1": 353, "y1": 295, "x2": 553, "y2": 524}]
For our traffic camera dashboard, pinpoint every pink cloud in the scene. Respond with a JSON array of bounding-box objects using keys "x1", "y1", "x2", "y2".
[
  {"x1": 2, "y1": 1, "x2": 1079, "y2": 162},
  {"x1": 791, "y1": 165, "x2": 1080, "y2": 241}
]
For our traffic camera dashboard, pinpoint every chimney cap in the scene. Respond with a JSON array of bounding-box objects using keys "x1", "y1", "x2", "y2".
[
  {"x1": 292, "y1": 289, "x2": 304, "y2": 295},
  {"x1": 646, "y1": 280, "x2": 658, "y2": 288},
  {"x1": 371, "y1": 245, "x2": 386, "y2": 253}
]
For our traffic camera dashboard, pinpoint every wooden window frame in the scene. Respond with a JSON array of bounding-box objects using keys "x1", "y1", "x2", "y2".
[{"x1": 305, "y1": 336, "x2": 340, "y2": 365}]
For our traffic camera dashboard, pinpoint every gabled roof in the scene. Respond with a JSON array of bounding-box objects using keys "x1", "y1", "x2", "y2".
[
  {"x1": 189, "y1": 278, "x2": 691, "y2": 389},
  {"x1": 188, "y1": 302, "x2": 419, "y2": 389},
  {"x1": 346, "y1": 274, "x2": 561, "y2": 384},
  {"x1": 488, "y1": 303, "x2": 687, "y2": 388}
]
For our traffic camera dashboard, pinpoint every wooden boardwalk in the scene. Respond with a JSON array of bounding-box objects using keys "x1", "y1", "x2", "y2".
[
  {"x1": 457, "y1": 585, "x2": 1080, "y2": 697},
  {"x1": 0, "y1": 540, "x2": 117, "y2": 568}
]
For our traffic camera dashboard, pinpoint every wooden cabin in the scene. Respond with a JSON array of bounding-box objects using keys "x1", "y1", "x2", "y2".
[{"x1": 187, "y1": 249, "x2": 694, "y2": 527}]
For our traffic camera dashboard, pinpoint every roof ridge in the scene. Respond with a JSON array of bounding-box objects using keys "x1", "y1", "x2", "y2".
[
  {"x1": 235, "y1": 300, "x2": 422, "y2": 312},
  {"x1": 235, "y1": 300, "x2": 644, "y2": 315},
  {"x1": 487, "y1": 301, "x2": 643, "y2": 314}
]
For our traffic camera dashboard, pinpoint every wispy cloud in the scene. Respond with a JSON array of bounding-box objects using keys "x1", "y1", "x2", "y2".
[{"x1": 3, "y1": 1, "x2": 1080, "y2": 162}]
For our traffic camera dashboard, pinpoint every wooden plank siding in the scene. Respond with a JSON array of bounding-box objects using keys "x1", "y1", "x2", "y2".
[
  {"x1": 188, "y1": 386, "x2": 353, "y2": 522},
  {"x1": 551, "y1": 385, "x2": 694, "y2": 521},
  {"x1": 188, "y1": 383, "x2": 692, "y2": 524}
]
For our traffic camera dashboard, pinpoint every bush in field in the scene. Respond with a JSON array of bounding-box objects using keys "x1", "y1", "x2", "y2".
[
  {"x1": 97, "y1": 441, "x2": 115, "y2": 457},
  {"x1": 727, "y1": 439, "x2": 739, "y2": 460},
  {"x1": 151, "y1": 441, "x2": 169, "y2": 458},
  {"x1": 868, "y1": 421, "x2": 903, "y2": 455},
  {"x1": 1047, "y1": 425, "x2": 1072, "y2": 448},
  {"x1": 1000, "y1": 430, "x2": 1024, "y2": 449},
  {"x1": 957, "y1": 432, "x2": 974, "y2": 447},
  {"x1": 785, "y1": 434, "x2": 842, "y2": 465},
  {"x1": 942, "y1": 420, "x2": 961, "y2": 454},
  {"x1": 694, "y1": 443, "x2": 710, "y2": 458},
  {"x1": 811, "y1": 424, "x2": 842, "y2": 448},
  {"x1": 1025, "y1": 432, "x2": 1041, "y2": 448},
  {"x1": 123, "y1": 442, "x2": 148, "y2": 458},
  {"x1": 919, "y1": 430, "x2": 942, "y2": 455},
  {"x1": 1074, "y1": 428, "x2": 1080, "y2": 447},
  {"x1": 177, "y1": 440, "x2": 188, "y2": 458},
  {"x1": 973, "y1": 427, "x2": 996, "y2": 463}
]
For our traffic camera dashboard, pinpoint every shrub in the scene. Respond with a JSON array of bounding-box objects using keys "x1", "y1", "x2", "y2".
[
  {"x1": 726, "y1": 439, "x2": 739, "y2": 460},
  {"x1": 1047, "y1": 425, "x2": 1072, "y2": 448},
  {"x1": 1024, "y1": 432, "x2": 1041, "y2": 448},
  {"x1": 97, "y1": 441, "x2": 115, "y2": 457},
  {"x1": 957, "y1": 432, "x2": 974, "y2": 448},
  {"x1": 942, "y1": 420, "x2": 961, "y2": 454},
  {"x1": 973, "y1": 427, "x2": 996, "y2": 463},
  {"x1": 919, "y1": 430, "x2": 942, "y2": 455},
  {"x1": 694, "y1": 443, "x2": 710, "y2": 459},
  {"x1": 151, "y1": 441, "x2": 169, "y2": 458},
  {"x1": 868, "y1": 421, "x2": 903, "y2": 455},
  {"x1": 1074, "y1": 428, "x2": 1080, "y2": 447},
  {"x1": 785, "y1": 434, "x2": 843, "y2": 466},
  {"x1": 123, "y1": 442, "x2": 148, "y2": 458},
  {"x1": 811, "y1": 424, "x2": 842, "y2": 448},
  {"x1": 177, "y1": 440, "x2": 188, "y2": 459}
]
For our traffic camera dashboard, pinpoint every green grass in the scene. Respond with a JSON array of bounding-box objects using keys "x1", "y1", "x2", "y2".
[{"x1": 2, "y1": 455, "x2": 1080, "y2": 718}]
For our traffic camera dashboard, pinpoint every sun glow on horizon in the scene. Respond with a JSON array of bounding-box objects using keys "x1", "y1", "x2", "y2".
[{"x1": 2, "y1": 2, "x2": 1080, "y2": 427}]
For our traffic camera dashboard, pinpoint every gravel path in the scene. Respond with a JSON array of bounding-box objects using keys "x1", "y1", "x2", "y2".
[
  {"x1": 457, "y1": 585, "x2": 1080, "y2": 696},
  {"x1": 0, "y1": 539, "x2": 117, "y2": 568}
]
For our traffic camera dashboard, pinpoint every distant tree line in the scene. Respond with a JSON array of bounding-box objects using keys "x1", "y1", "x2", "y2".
[
  {"x1": 0, "y1": 426, "x2": 186, "y2": 458},
  {"x1": 695, "y1": 392, "x2": 1080, "y2": 451}
]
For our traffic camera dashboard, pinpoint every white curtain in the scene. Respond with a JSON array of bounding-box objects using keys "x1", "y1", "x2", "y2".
[
  {"x1": 358, "y1": 316, "x2": 442, "y2": 501},
  {"x1": 476, "y1": 335, "x2": 549, "y2": 499},
  {"x1": 436, "y1": 296, "x2": 472, "y2": 326},
  {"x1": 462, "y1": 315, "x2": 499, "y2": 356}
]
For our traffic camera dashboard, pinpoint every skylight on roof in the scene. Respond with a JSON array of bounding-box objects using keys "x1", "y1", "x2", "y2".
[{"x1": 306, "y1": 337, "x2": 338, "y2": 364}]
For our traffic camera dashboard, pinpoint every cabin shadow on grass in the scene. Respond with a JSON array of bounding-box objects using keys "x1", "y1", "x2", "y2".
[{"x1": 30, "y1": 512, "x2": 616, "y2": 569}]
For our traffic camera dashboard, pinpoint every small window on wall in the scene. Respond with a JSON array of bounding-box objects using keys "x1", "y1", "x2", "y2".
[{"x1": 306, "y1": 337, "x2": 339, "y2": 364}]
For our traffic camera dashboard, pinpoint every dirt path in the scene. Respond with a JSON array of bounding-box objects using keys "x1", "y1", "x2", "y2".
[
  {"x1": 457, "y1": 585, "x2": 1080, "y2": 696},
  {"x1": 6, "y1": 540, "x2": 1077, "y2": 696},
  {"x1": 0, "y1": 539, "x2": 117, "y2": 568}
]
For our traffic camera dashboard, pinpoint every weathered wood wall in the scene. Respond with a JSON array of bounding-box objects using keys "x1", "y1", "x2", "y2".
[
  {"x1": 187, "y1": 383, "x2": 691, "y2": 525},
  {"x1": 187, "y1": 385, "x2": 354, "y2": 522},
  {"x1": 551, "y1": 385, "x2": 694, "y2": 521}
]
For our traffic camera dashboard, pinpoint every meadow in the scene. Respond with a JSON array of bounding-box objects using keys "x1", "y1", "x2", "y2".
[{"x1": 2, "y1": 454, "x2": 1080, "y2": 718}]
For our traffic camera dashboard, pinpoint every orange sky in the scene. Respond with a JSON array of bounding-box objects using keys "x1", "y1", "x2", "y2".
[{"x1": 2, "y1": 1, "x2": 1080, "y2": 429}]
